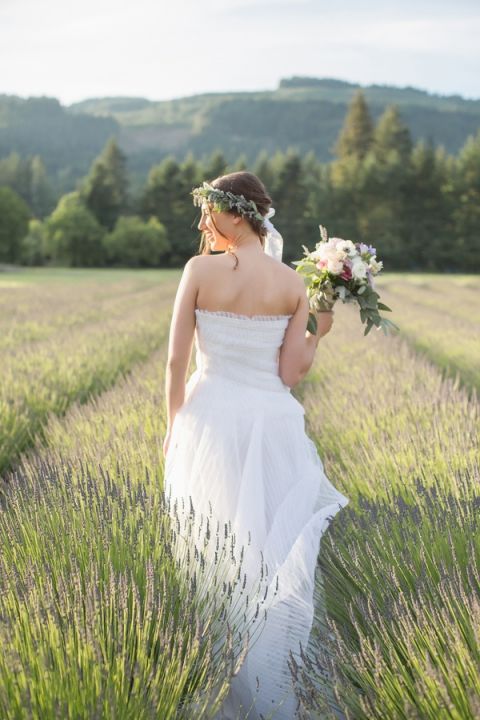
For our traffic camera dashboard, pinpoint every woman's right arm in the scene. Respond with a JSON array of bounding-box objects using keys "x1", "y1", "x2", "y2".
[{"x1": 278, "y1": 275, "x2": 334, "y2": 389}]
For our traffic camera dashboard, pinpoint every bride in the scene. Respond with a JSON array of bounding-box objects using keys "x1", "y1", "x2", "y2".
[{"x1": 162, "y1": 171, "x2": 349, "y2": 719}]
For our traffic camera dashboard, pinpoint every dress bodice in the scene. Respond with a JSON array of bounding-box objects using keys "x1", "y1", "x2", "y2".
[{"x1": 192, "y1": 308, "x2": 293, "y2": 393}]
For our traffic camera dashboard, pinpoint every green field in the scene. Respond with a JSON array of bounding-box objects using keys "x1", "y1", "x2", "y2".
[{"x1": 0, "y1": 269, "x2": 478, "y2": 719}]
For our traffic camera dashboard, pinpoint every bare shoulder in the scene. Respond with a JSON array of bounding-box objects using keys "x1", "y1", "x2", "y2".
[
  {"x1": 184, "y1": 253, "x2": 216, "y2": 276},
  {"x1": 276, "y1": 258, "x2": 305, "y2": 291},
  {"x1": 186, "y1": 253, "x2": 304, "y2": 294}
]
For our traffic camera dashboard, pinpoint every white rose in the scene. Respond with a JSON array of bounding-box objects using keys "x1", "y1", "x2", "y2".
[
  {"x1": 335, "y1": 239, "x2": 356, "y2": 256},
  {"x1": 324, "y1": 246, "x2": 345, "y2": 261},
  {"x1": 351, "y1": 257, "x2": 368, "y2": 280},
  {"x1": 327, "y1": 258, "x2": 345, "y2": 274},
  {"x1": 317, "y1": 246, "x2": 333, "y2": 262}
]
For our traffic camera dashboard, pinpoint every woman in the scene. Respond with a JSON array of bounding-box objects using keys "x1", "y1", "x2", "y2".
[{"x1": 163, "y1": 171, "x2": 349, "y2": 719}]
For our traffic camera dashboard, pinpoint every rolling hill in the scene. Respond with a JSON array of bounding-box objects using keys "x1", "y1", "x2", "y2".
[{"x1": 1, "y1": 76, "x2": 479, "y2": 190}]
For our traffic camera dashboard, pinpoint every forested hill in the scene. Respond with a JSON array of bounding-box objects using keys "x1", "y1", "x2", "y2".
[
  {"x1": 0, "y1": 96, "x2": 117, "y2": 186},
  {"x1": 1, "y1": 77, "x2": 480, "y2": 188}
]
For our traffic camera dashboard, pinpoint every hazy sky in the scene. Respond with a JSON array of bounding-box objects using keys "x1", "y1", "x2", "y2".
[{"x1": 1, "y1": 0, "x2": 479, "y2": 105}]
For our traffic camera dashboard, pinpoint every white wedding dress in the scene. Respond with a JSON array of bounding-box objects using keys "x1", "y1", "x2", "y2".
[{"x1": 164, "y1": 307, "x2": 350, "y2": 719}]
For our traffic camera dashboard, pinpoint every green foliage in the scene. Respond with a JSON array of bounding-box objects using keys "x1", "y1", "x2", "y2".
[
  {"x1": 30, "y1": 155, "x2": 56, "y2": 217},
  {"x1": 0, "y1": 95, "x2": 117, "y2": 185},
  {"x1": 2, "y1": 84, "x2": 480, "y2": 196},
  {"x1": 202, "y1": 149, "x2": 228, "y2": 180},
  {"x1": 104, "y1": 216, "x2": 170, "y2": 267},
  {"x1": 0, "y1": 273, "x2": 177, "y2": 476},
  {"x1": 19, "y1": 218, "x2": 48, "y2": 266},
  {"x1": 0, "y1": 153, "x2": 56, "y2": 218},
  {"x1": 82, "y1": 138, "x2": 129, "y2": 230},
  {"x1": 0, "y1": 185, "x2": 30, "y2": 263},
  {"x1": 4, "y1": 90, "x2": 480, "y2": 271},
  {"x1": 140, "y1": 156, "x2": 198, "y2": 265},
  {"x1": 191, "y1": 182, "x2": 264, "y2": 221},
  {"x1": 334, "y1": 89, "x2": 374, "y2": 161},
  {"x1": 373, "y1": 104, "x2": 413, "y2": 161},
  {"x1": 0, "y1": 270, "x2": 478, "y2": 718},
  {"x1": 45, "y1": 192, "x2": 105, "y2": 267},
  {"x1": 269, "y1": 149, "x2": 312, "y2": 262},
  {"x1": 451, "y1": 129, "x2": 480, "y2": 270},
  {"x1": 295, "y1": 283, "x2": 480, "y2": 717}
]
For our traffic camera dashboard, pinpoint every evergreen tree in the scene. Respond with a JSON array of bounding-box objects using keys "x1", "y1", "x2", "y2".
[
  {"x1": 451, "y1": 129, "x2": 480, "y2": 271},
  {"x1": 328, "y1": 93, "x2": 376, "y2": 240},
  {"x1": 0, "y1": 153, "x2": 56, "y2": 218},
  {"x1": 180, "y1": 152, "x2": 201, "y2": 190},
  {"x1": 179, "y1": 153, "x2": 204, "y2": 259},
  {"x1": 403, "y1": 140, "x2": 452, "y2": 269},
  {"x1": 82, "y1": 138, "x2": 129, "y2": 230},
  {"x1": 334, "y1": 89, "x2": 374, "y2": 161},
  {"x1": 0, "y1": 154, "x2": 31, "y2": 203},
  {"x1": 373, "y1": 104, "x2": 413, "y2": 162},
  {"x1": 0, "y1": 186, "x2": 30, "y2": 264},
  {"x1": 253, "y1": 150, "x2": 276, "y2": 192},
  {"x1": 230, "y1": 153, "x2": 248, "y2": 171},
  {"x1": 358, "y1": 105, "x2": 413, "y2": 266},
  {"x1": 269, "y1": 149, "x2": 310, "y2": 263},
  {"x1": 202, "y1": 150, "x2": 228, "y2": 181},
  {"x1": 302, "y1": 151, "x2": 333, "y2": 238},
  {"x1": 30, "y1": 156, "x2": 55, "y2": 218},
  {"x1": 20, "y1": 219, "x2": 48, "y2": 266},
  {"x1": 140, "y1": 156, "x2": 186, "y2": 265}
]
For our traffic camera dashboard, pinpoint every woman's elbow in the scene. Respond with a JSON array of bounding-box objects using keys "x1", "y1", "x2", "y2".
[
  {"x1": 279, "y1": 364, "x2": 303, "y2": 389},
  {"x1": 279, "y1": 354, "x2": 312, "y2": 389}
]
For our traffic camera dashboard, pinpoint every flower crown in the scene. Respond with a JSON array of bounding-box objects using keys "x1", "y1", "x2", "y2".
[{"x1": 191, "y1": 181, "x2": 265, "y2": 222}]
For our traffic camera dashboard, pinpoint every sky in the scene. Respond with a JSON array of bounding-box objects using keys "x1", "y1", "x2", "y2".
[{"x1": 1, "y1": 0, "x2": 479, "y2": 106}]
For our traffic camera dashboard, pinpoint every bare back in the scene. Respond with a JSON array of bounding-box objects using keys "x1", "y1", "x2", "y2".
[{"x1": 195, "y1": 252, "x2": 302, "y2": 317}]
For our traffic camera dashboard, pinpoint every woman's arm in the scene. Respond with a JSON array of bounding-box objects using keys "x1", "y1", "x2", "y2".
[
  {"x1": 165, "y1": 257, "x2": 201, "y2": 428},
  {"x1": 278, "y1": 274, "x2": 334, "y2": 389},
  {"x1": 296, "y1": 309, "x2": 334, "y2": 383}
]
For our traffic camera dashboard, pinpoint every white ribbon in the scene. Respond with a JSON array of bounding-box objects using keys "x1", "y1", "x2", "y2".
[{"x1": 263, "y1": 207, "x2": 284, "y2": 263}]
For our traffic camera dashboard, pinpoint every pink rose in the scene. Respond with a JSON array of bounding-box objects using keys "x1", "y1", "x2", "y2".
[{"x1": 340, "y1": 264, "x2": 353, "y2": 281}]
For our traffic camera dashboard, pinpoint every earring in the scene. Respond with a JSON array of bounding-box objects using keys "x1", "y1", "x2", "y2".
[{"x1": 226, "y1": 245, "x2": 239, "y2": 270}]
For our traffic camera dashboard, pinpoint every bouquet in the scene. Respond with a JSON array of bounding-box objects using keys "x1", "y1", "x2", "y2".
[{"x1": 292, "y1": 225, "x2": 400, "y2": 336}]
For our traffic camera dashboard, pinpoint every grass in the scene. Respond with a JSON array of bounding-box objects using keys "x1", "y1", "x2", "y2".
[
  {"x1": 0, "y1": 272, "x2": 180, "y2": 477},
  {"x1": 0, "y1": 267, "x2": 479, "y2": 719},
  {"x1": 295, "y1": 290, "x2": 479, "y2": 718},
  {"x1": 373, "y1": 273, "x2": 480, "y2": 394}
]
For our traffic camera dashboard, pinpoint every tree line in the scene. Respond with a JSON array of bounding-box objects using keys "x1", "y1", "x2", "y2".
[{"x1": 0, "y1": 90, "x2": 479, "y2": 271}]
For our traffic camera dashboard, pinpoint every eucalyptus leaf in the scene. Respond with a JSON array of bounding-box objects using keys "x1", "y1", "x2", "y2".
[
  {"x1": 307, "y1": 312, "x2": 318, "y2": 334},
  {"x1": 364, "y1": 319, "x2": 374, "y2": 336}
]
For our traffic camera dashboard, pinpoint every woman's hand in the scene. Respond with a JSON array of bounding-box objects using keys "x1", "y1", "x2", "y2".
[{"x1": 314, "y1": 309, "x2": 334, "y2": 339}]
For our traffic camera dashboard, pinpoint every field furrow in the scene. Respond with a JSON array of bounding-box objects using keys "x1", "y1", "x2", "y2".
[
  {"x1": 296, "y1": 297, "x2": 479, "y2": 719},
  {"x1": 0, "y1": 277, "x2": 178, "y2": 477},
  {"x1": 0, "y1": 269, "x2": 478, "y2": 719}
]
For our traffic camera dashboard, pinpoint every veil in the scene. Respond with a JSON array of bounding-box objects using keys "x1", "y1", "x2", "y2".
[{"x1": 263, "y1": 207, "x2": 284, "y2": 262}]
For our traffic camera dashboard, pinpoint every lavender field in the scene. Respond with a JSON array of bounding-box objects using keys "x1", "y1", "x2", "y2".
[{"x1": 0, "y1": 269, "x2": 478, "y2": 719}]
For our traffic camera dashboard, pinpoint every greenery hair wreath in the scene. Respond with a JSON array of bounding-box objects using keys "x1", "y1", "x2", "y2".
[{"x1": 191, "y1": 181, "x2": 265, "y2": 222}]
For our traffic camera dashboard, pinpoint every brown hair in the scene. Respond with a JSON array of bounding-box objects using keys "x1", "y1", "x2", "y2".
[{"x1": 196, "y1": 171, "x2": 272, "y2": 256}]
